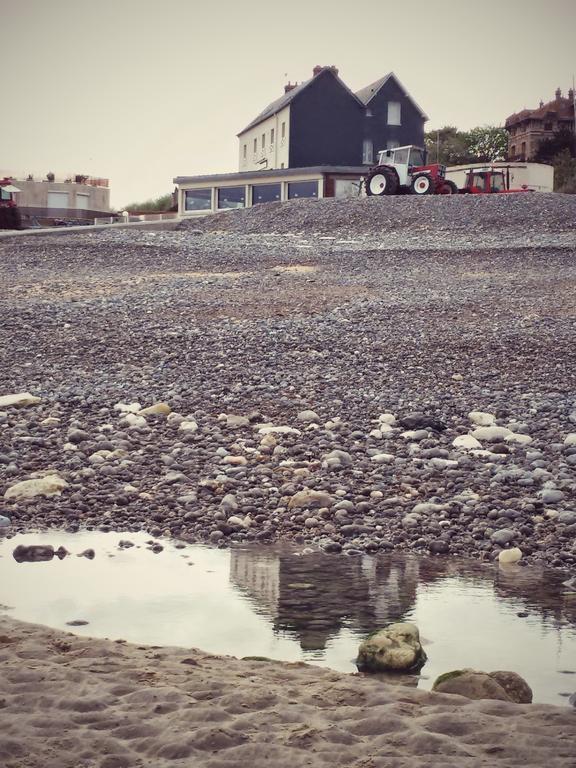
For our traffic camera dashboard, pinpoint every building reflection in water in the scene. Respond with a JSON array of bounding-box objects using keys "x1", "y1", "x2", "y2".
[{"x1": 230, "y1": 547, "x2": 576, "y2": 655}]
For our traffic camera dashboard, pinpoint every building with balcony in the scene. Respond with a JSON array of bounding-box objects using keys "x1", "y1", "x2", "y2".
[{"x1": 505, "y1": 87, "x2": 575, "y2": 161}]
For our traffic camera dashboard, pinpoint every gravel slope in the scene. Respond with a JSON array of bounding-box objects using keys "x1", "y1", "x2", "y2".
[{"x1": 1, "y1": 195, "x2": 576, "y2": 572}]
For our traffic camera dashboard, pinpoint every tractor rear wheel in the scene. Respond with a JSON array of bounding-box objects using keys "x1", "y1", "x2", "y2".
[
  {"x1": 365, "y1": 167, "x2": 399, "y2": 196},
  {"x1": 438, "y1": 180, "x2": 459, "y2": 195},
  {"x1": 410, "y1": 174, "x2": 435, "y2": 195}
]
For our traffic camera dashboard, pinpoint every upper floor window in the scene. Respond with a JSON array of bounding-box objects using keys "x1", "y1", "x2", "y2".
[
  {"x1": 271, "y1": 128, "x2": 275, "y2": 144},
  {"x1": 253, "y1": 138, "x2": 257, "y2": 154},
  {"x1": 243, "y1": 144, "x2": 247, "y2": 159},
  {"x1": 362, "y1": 139, "x2": 373, "y2": 165},
  {"x1": 387, "y1": 101, "x2": 401, "y2": 125},
  {"x1": 281, "y1": 122, "x2": 286, "y2": 139},
  {"x1": 544, "y1": 122, "x2": 553, "y2": 131},
  {"x1": 262, "y1": 133, "x2": 265, "y2": 149}
]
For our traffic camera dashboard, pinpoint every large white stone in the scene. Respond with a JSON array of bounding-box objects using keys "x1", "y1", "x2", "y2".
[
  {"x1": 357, "y1": 623, "x2": 426, "y2": 673},
  {"x1": 0, "y1": 392, "x2": 41, "y2": 408},
  {"x1": 258, "y1": 425, "x2": 301, "y2": 436},
  {"x1": 179, "y1": 420, "x2": 198, "y2": 433},
  {"x1": 122, "y1": 413, "x2": 147, "y2": 428},
  {"x1": 4, "y1": 474, "x2": 68, "y2": 500},
  {"x1": 468, "y1": 411, "x2": 496, "y2": 426},
  {"x1": 498, "y1": 547, "x2": 523, "y2": 564},
  {"x1": 114, "y1": 402, "x2": 141, "y2": 413},
  {"x1": 378, "y1": 413, "x2": 397, "y2": 425},
  {"x1": 288, "y1": 489, "x2": 334, "y2": 509},
  {"x1": 564, "y1": 433, "x2": 576, "y2": 446},
  {"x1": 504, "y1": 433, "x2": 533, "y2": 445},
  {"x1": 139, "y1": 402, "x2": 171, "y2": 416},
  {"x1": 370, "y1": 453, "x2": 395, "y2": 464},
  {"x1": 453, "y1": 435, "x2": 483, "y2": 450},
  {"x1": 470, "y1": 426, "x2": 512, "y2": 442},
  {"x1": 297, "y1": 409, "x2": 320, "y2": 423}
]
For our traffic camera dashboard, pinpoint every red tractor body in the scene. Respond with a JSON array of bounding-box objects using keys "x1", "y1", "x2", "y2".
[{"x1": 458, "y1": 167, "x2": 533, "y2": 194}]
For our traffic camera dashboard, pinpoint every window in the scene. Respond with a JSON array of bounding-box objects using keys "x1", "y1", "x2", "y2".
[
  {"x1": 491, "y1": 173, "x2": 505, "y2": 192},
  {"x1": 76, "y1": 193, "x2": 90, "y2": 210},
  {"x1": 281, "y1": 122, "x2": 286, "y2": 139},
  {"x1": 271, "y1": 128, "x2": 275, "y2": 144},
  {"x1": 362, "y1": 139, "x2": 373, "y2": 165},
  {"x1": 544, "y1": 122, "x2": 552, "y2": 131},
  {"x1": 252, "y1": 183, "x2": 281, "y2": 205},
  {"x1": 185, "y1": 188, "x2": 212, "y2": 211},
  {"x1": 281, "y1": 163, "x2": 285, "y2": 169},
  {"x1": 47, "y1": 191, "x2": 69, "y2": 209},
  {"x1": 387, "y1": 101, "x2": 401, "y2": 125},
  {"x1": 217, "y1": 186, "x2": 245, "y2": 209},
  {"x1": 511, "y1": 145, "x2": 516, "y2": 157},
  {"x1": 521, "y1": 141, "x2": 526, "y2": 157},
  {"x1": 386, "y1": 139, "x2": 400, "y2": 150},
  {"x1": 394, "y1": 147, "x2": 409, "y2": 164},
  {"x1": 262, "y1": 133, "x2": 265, "y2": 149},
  {"x1": 287, "y1": 180, "x2": 318, "y2": 199},
  {"x1": 409, "y1": 148, "x2": 425, "y2": 166},
  {"x1": 243, "y1": 144, "x2": 247, "y2": 159},
  {"x1": 253, "y1": 138, "x2": 257, "y2": 153}
]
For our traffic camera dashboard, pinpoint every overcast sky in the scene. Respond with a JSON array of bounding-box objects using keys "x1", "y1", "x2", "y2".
[{"x1": 2, "y1": 0, "x2": 574, "y2": 208}]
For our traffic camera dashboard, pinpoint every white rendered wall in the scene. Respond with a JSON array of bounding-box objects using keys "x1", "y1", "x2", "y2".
[{"x1": 238, "y1": 106, "x2": 290, "y2": 172}]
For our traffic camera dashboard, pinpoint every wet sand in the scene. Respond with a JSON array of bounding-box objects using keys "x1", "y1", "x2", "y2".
[{"x1": 1, "y1": 614, "x2": 575, "y2": 767}]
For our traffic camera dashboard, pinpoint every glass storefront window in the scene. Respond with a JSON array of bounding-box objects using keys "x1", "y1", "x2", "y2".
[
  {"x1": 287, "y1": 181, "x2": 318, "y2": 200},
  {"x1": 217, "y1": 186, "x2": 246, "y2": 209},
  {"x1": 185, "y1": 188, "x2": 212, "y2": 211},
  {"x1": 252, "y1": 183, "x2": 281, "y2": 205}
]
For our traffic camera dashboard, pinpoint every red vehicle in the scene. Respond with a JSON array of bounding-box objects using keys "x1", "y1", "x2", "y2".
[
  {"x1": 457, "y1": 166, "x2": 533, "y2": 194},
  {"x1": 364, "y1": 145, "x2": 458, "y2": 196},
  {"x1": 0, "y1": 178, "x2": 22, "y2": 229}
]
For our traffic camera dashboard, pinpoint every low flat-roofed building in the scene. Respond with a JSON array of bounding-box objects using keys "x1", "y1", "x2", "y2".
[{"x1": 174, "y1": 165, "x2": 367, "y2": 217}]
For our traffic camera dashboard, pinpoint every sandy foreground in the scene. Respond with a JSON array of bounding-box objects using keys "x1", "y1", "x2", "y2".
[{"x1": 0, "y1": 614, "x2": 575, "y2": 768}]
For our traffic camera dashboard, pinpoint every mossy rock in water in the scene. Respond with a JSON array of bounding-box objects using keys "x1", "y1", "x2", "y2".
[
  {"x1": 432, "y1": 669, "x2": 532, "y2": 703},
  {"x1": 356, "y1": 622, "x2": 427, "y2": 673}
]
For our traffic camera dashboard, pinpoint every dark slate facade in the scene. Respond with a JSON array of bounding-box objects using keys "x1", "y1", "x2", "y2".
[
  {"x1": 357, "y1": 74, "x2": 427, "y2": 162},
  {"x1": 288, "y1": 69, "x2": 364, "y2": 167}
]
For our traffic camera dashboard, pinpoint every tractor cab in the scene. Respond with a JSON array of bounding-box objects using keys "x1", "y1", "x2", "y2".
[
  {"x1": 464, "y1": 169, "x2": 507, "y2": 194},
  {"x1": 376, "y1": 146, "x2": 427, "y2": 186}
]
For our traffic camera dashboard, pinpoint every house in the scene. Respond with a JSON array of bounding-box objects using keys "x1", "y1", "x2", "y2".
[
  {"x1": 175, "y1": 66, "x2": 428, "y2": 216},
  {"x1": 237, "y1": 66, "x2": 427, "y2": 172},
  {"x1": 0, "y1": 171, "x2": 111, "y2": 226},
  {"x1": 505, "y1": 88, "x2": 575, "y2": 161}
]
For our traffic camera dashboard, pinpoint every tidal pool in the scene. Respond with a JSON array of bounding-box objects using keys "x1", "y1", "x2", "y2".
[{"x1": 1, "y1": 530, "x2": 575, "y2": 706}]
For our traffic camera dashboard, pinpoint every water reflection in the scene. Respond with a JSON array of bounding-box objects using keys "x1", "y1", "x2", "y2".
[
  {"x1": 1, "y1": 531, "x2": 575, "y2": 706},
  {"x1": 230, "y1": 548, "x2": 575, "y2": 653}
]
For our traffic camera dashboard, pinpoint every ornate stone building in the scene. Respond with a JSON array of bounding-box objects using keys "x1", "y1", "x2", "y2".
[{"x1": 505, "y1": 88, "x2": 575, "y2": 161}]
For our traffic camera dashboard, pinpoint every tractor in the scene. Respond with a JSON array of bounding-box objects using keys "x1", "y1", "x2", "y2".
[
  {"x1": 364, "y1": 145, "x2": 457, "y2": 197},
  {"x1": 0, "y1": 178, "x2": 22, "y2": 229},
  {"x1": 456, "y1": 166, "x2": 533, "y2": 194}
]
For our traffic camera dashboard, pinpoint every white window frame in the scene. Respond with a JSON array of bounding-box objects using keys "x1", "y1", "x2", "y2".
[{"x1": 362, "y1": 138, "x2": 373, "y2": 165}]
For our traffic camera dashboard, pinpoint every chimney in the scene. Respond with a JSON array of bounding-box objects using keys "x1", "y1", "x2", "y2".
[
  {"x1": 284, "y1": 81, "x2": 297, "y2": 93},
  {"x1": 539, "y1": 100, "x2": 544, "y2": 108},
  {"x1": 313, "y1": 65, "x2": 323, "y2": 76},
  {"x1": 569, "y1": 88, "x2": 575, "y2": 102},
  {"x1": 555, "y1": 87, "x2": 562, "y2": 100}
]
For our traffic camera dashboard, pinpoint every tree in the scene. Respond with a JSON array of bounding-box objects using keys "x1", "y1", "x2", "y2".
[
  {"x1": 466, "y1": 126, "x2": 508, "y2": 162},
  {"x1": 123, "y1": 193, "x2": 175, "y2": 213},
  {"x1": 534, "y1": 129, "x2": 576, "y2": 163},
  {"x1": 551, "y1": 149, "x2": 576, "y2": 193},
  {"x1": 425, "y1": 125, "x2": 508, "y2": 165},
  {"x1": 424, "y1": 126, "x2": 473, "y2": 165}
]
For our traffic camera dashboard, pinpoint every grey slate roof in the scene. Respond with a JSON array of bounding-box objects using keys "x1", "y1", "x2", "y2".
[
  {"x1": 355, "y1": 72, "x2": 429, "y2": 120},
  {"x1": 238, "y1": 69, "x2": 365, "y2": 136}
]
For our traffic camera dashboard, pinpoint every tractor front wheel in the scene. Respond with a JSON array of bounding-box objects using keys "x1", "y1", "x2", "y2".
[
  {"x1": 365, "y1": 167, "x2": 399, "y2": 196},
  {"x1": 410, "y1": 174, "x2": 435, "y2": 195}
]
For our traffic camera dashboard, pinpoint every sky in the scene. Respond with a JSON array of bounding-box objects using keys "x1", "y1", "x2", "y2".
[{"x1": 1, "y1": 0, "x2": 575, "y2": 208}]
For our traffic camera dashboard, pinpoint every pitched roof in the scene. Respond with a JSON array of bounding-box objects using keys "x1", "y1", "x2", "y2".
[
  {"x1": 355, "y1": 72, "x2": 428, "y2": 120},
  {"x1": 237, "y1": 68, "x2": 365, "y2": 136},
  {"x1": 505, "y1": 96, "x2": 575, "y2": 127}
]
